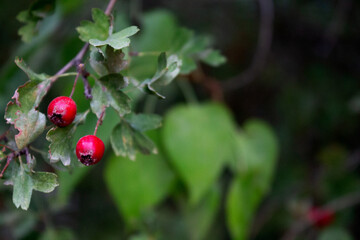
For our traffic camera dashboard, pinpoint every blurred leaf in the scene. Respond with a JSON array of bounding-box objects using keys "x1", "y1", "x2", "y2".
[
  {"x1": 162, "y1": 103, "x2": 237, "y2": 205},
  {"x1": 134, "y1": 10, "x2": 178, "y2": 52},
  {"x1": 99, "y1": 73, "x2": 128, "y2": 90},
  {"x1": 89, "y1": 26, "x2": 139, "y2": 49},
  {"x1": 89, "y1": 47, "x2": 108, "y2": 76},
  {"x1": 234, "y1": 120, "x2": 279, "y2": 186},
  {"x1": 32, "y1": 172, "x2": 59, "y2": 193},
  {"x1": 46, "y1": 111, "x2": 89, "y2": 166},
  {"x1": 318, "y1": 227, "x2": 353, "y2": 240},
  {"x1": 76, "y1": 8, "x2": 110, "y2": 42},
  {"x1": 105, "y1": 47, "x2": 128, "y2": 73},
  {"x1": 226, "y1": 119, "x2": 279, "y2": 240},
  {"x1": 198, "y1": 49, "x2": 226, "y2": 67},
  {"x1": 124, "y1": 113, "x2": 162, "y2": 132},
  {"x1": 39, "y1": 227, "x2": 76, "y2": 240},
  {"x1": 143, "y1": 54, "x2": 182, "y2": 99},
  {"x1": 185, "y1": 185, "x2": 221, "y2": 240},
  {"x1": 14, "y1": 109, "x2": 46, "y2": 149},
  {"x1": 14, "y1": 57, "x2": 49, "y2": 81},
  {"x1": 110, "y1": 121, "x2": 157, "y2": 160},
  {"x1": 111, "y1": 122, "x2": 135, "y2": 160},
  {"x1": 17, "y1": 0, "x2": 56, "y2": 42},
  {"x1": 105, "y1": 130, "x2": 175, "y2": 225}
]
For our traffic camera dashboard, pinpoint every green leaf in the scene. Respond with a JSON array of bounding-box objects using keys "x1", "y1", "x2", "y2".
[
  {"x1": 226, "y1": 119, "x2": 279, "y2": 240},
  {"x1": 94, "y1": 74, "x2": 131, "y2": 117},
  {"x1": 110, "y1": 121, "x2": 157, "y2": 160},
  {"x1": 90, "y1": 82, "x2": 109, "y2": 119},
  {"x1": 14, "y1": 109, "x2": 46, "y2": 150},
  {"x1": 5, "y1": 59, "x2": 50, "y2": 125},
  {"x1": 99, "y1": 73, "x2": 128, "y2": 90},
  {"x1": 32, "y1": 172, "x2": 59, "y2": 193},
  {"x1": 199, "y1": 49, "x2": 226, "y2": 67},
  {"x1": 143, "y1": 54, "x2": 182, "y2": 99},
  {"x1": 133, "y1": 130, "x2": 157, "y2": 155},
  {"x1": 46, "y1": 111, "x2": 89, "y2": 166},
  {"x1": 105, "y1": 46, "x2": 128, "y2": 73},
  {"x1": 184, "y1": 185, "x2": 221, "y2": 240},
  {"x1": 11, "y1": 159, "x2": 58, "y2": 210},
  {"x1": 76, "y1": 8, "x2": 110, "y2": 42},
  {"x1": 89, "y1": 47, "x2": 108, "y2": 76},
  {"x1": 124, "y1": 113, "x2": 162, "y2": 132},
  {"x1": 226, "y1": 176, "x2": 258, "y2": 240},
  {"x1": 16, "y1": 0, "x2": 56, "y2": 42},
  {"x1": 106, "y1": 88, "x2": 131, "y2": 117},
  {"x1": 89, "y1": 26, "x2": 139, "y2": 49},
  {"x1": 18, "y1": 21, "x2": 37, "y2": 43},
  {"x1": 105, "y1": 130, "x2": 175, "y2": 225},
  {"x1": 111, "y1": 122, "x2": 136, "y2": 160},
  {"x1": 162, "y1": 103, "x2": 237, "y2": 204},
  {"x1": 15, "y1": 57, "x2": 49, "y2": 82},
  {"x1": 234, "y1": 119, "x2": 279, "y2": 192},
  {"x1": 13, "y1": 164, "x2": 33, "y2": 210},
  {"x1": 318, "y1": 227, "x2": 353, "y2": 240},
  {"x1": 133, "y1": 10, "x2": 178, "y2": 52}
]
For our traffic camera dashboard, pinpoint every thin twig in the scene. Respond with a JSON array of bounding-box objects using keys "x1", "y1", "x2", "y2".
[
  {"x1": 222, "y1": 0, "x2": 274, "y2": 91},
  {"x1": 48, "y1": 0, "x2": 118, "y2": 86},
  {"x1": 94, "y1": 106, "x2": 106, "y2": 136},
  {"x1": 69, "y1": 71, "x2": 80, "y2": 98},
  {"x1": 0, "y1": 144, "x2": 15, "y2": 152},
  {"x1": 76, "y1": 63, "x2": 92, "y2": 99},
  {"x1": 0, "y1": 148, "x2": 27, "y2": 178}
]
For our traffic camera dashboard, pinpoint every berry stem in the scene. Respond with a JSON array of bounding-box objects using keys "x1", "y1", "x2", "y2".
[
  {"x1": 69, "y1": 71, "x2": 80, "y2": 99},
  {"x1": 0, "y1": 144, "x2": 15, "y2": 152},
  {"x1": 94, "y1": 106, "x2": 106, "y2": 136}
]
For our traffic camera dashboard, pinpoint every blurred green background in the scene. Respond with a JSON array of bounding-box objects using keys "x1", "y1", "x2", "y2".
[{"x1": 1, "y1": 0, "x2": 360, "y2": 239}]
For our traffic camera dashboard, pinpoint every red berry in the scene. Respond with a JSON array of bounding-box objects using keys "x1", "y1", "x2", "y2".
[
  {"x1": 308, "y1": 207, "x2": 335, "y2": 228},
  {"x1": 47, "y1": 96, "x2": 77, "y2": 127},
  {"x1": 76, "y1": 135, "x2": 105, "y2": 166}
]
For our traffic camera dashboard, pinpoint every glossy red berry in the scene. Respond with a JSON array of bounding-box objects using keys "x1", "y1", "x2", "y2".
[
  {"x1": 76, "y1": 135, "x2": 105, "y2": 166},
  {"x1": 307, "y1": 207, "x2": 335, "y2": 228},
  {"x1": 47, "y1": 96, "x2": 77, "y2": 127}
]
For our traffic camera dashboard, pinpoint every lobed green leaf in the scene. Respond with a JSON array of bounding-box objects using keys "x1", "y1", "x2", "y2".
[{"x1": 76, "y1": 8, "x2": 110, "y2": 42}]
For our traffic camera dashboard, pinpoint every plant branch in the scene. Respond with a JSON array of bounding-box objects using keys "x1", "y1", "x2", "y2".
[
  {"x1": 76, "y1": 63, "x2": 92, "y2": 99},
  {"x1": 94, "y1": 106, "x2": 106, "y2": 136},
  {"x1": 0, "y1": 148, "x2": 28, "y2": 178},
  {"x1": 69, "y1": 71, "x2": 80, "y2": 98},
  {"x1": 49, "y1": 0, "x2": 118, "y2": 85},
  {"x1": 222, "y1": 0, "x2": 274, "y2": 91}
]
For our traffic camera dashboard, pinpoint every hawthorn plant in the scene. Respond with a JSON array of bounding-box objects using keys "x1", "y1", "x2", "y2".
[{"x1": 0, "y1": 0, "x2": 227, "y2": 210}]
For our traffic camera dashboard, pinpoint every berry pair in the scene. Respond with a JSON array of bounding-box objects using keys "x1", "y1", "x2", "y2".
[{"x1": 47, "y1": 96, "x2": 104, "y2": 166}]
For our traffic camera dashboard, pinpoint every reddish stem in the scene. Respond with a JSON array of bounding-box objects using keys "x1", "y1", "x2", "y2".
[
  {"x1": 69, "y1": 71, "x2": 80, "y2": 99},
  {"x1": 94, "y1": 106, "x2": 106, "y2": 136}
]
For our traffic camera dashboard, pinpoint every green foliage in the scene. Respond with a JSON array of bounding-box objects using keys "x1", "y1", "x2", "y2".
[
  {"x1": 46, "y1": 111, "x2": 89, "y2": 166},
  {"x1": 142, "y1": 53, "x2": 181, "y2": 99},
  {"x1": 162, "y1": 103, "x2": 237, "y2": 205},
  {"x1": 226, "y1": 120, "x2": 279, "y2": 240},
  {"x1": 12, "y1": 162, "x2": 58, "y2": 210},
  {"x1": 110, "y1": 115, "x2": 160, "y2": 160},
  {"x1": 318, "y1": 227, "x2": 353, "y2": 240},
  {"x1": 17, "y1": 0, "x2": 56, "y2": 42},
  {"x1": 89, "y1": 26, "x2": 139, "y2": 50},
  {"x1": 105, "y1": 131, "x2": 175, "y2": 225},
  {"x1": 76, "y1": 8, "x2": 110, "y2": 42}
]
